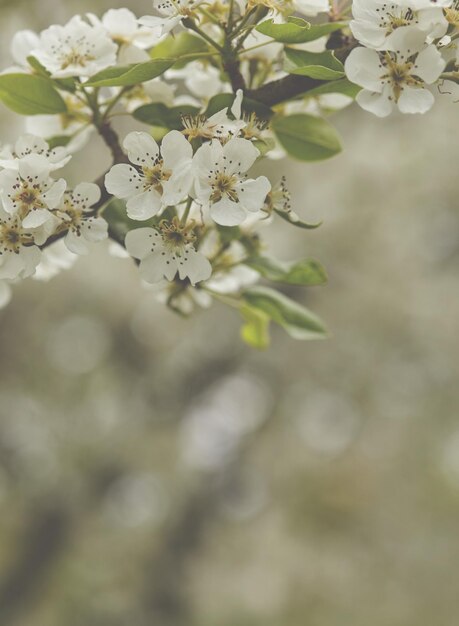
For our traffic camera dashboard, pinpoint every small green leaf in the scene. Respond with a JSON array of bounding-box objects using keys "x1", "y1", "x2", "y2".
[
  {"x1": 304, "y1": 78, "x2": 361, "y2": 99},
  {"x1": 46, "y1": 135, "x2": 72, "y2": 150},
  {"x1": 243, "y1": 286, "x2": 327, "y2": 340},
  {"x1": 205, "y1": 93, "x2": 273, "y2": 119},
  {"x1": 86, "y1": 58, "x2": 174, "y2": 87},
  {"x1": 272, "y1": 113, "x2": 342, "y2": 161},
  {"x1": 240, "y1": 304, "x2": 270, "y2": 349},
  {"x1": 0, "y1": 73, "x2": 67, "y2": 115},
  {"x1": 150, "y1": 32, "x2": 209, "y2": 67},
  {"x1": 245, "y1": 257, "x2": 327, "y2": 286},
  {"x1": 285, "y1": 48, "x2": 345, "y2": 80},
  {"x1": 274, "y1": 208, "x2": 322, "y2": 229},
  {"x1": 257, "y1": 17, "x2": 346, "y2": 44},
  {"x1": 133, "y1": 102, "x2": 200, "y2": 129}
]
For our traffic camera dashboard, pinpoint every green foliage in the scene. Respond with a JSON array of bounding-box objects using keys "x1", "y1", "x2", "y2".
[
  {"x1": 257, "y1": 17, "x2": 347, "y2": 44},
  {"x1": 304, "y1": 78, "x2": 361, "y2": 99},
  {"x1": 133, "y1": 103, "x2": 201, "y2": 130},
  {"x1": 285, "y1": 49, "x2": 345, "y2": 81},
  {"x1": 272, "y1": 113, "x2": 342, "y2": 161},
  {"x1": 150, "y1": 32, "x2": 209, "y2": 67},
  {"x1": 85, "y1": 59, "x2": 174, "y2": 87},
  {"x1": 245, "y1": 257, "x2": 327, "y2": 286},
  {"x1": 204, "y1": 94, "x2": 273, "y2": 119},
  {"x1": 240, "y1": 304, "x2": 270, "y2": 349},
  {"x1": 274, "y1": 208, "x2": 322, "y2": 229},
  {"x1": 242, "y1": 286, "x2": 327, "y2": 341},
  {"x1": 0, "y1": 73, "x2": 67, "y2": 115}
]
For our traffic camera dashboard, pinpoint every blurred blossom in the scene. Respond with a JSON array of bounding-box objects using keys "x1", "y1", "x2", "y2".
[
  {"x1": 291, "y1": 388, "x2": 361, "y2": 457},
  {"x1": 46, "y1": 315, "x2": 111, "y2": 374},
  {"x1": 220, "y1": 471, "x2": 269, "y2": 522},
  {"x1": 438, "y1": 431, "x2": 459, "y2": 485},
  {"x1": 180, "y1": 374, "x2": 272, "y2": 470},
  {"x1": 103, "y1": 472, "x2": 168, "y2": 528}
]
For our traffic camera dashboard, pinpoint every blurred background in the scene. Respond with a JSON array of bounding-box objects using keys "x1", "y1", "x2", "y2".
[{"x1": 1, "y1": 1, "x2": 459, "y2": 624}]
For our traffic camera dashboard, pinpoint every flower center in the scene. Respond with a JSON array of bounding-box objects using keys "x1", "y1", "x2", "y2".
[
  {"x1": 143, "y1": 162, "x2": 171, "y2": 194},
  {"x1": 61, "y1": 49, "x2": 95, "y2": 70},
  {"x1": 160, "y1": 217, "x2": 195, "y2": 254},
  {"x1": 210, "y1": 172, "x2": 239, "y2": 203}
]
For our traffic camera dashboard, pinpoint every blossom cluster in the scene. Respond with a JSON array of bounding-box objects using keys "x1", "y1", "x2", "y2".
[{"x1": 345, "y1": 0, "x2": 459, "y2": 116}]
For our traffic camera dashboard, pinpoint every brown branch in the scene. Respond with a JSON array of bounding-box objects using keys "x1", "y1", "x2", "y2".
[{"x1": 246, "y1": 39, "x2": 358, "y2": 107}]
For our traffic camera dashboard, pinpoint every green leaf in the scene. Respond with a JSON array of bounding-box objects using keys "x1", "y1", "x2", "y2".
[
  {"x1": 285, "y1": 48, "x2": 345, "y2": 80},
  {"x1": 205, "y1": 93, "x2": 273, "y2": 119},
  {"x1": 245, "y1": 257, "x2": 327, "y2": 286},
  {"x1": 150, "y1": 32, "x2": 209, "y2": 68},
  {"x1": 0, "y1": 73, "x2": 67, "y2": 115},
  {"x1": 257, "y1": 17, "x2": 346, "y2": 44},
  {"x1": 304, "y1": 78, "x2": 361, "y2": 99},
  {"x1": 274, "y1": 208, "x2": 322, "y2": 229},
  {"x1": 272, "y1": 113, "x2": 342, "y2": 161},
  {"x1": 46, "y1": 135, "x2": 72, "y2": 150},
  {"x1": 134, "y1": 102, "x2": 201, "y2": 129},
  {"x1": 240, "y1": 305, "x2": 270, "y2": 349},
  {"x1": 85, "y1": 58, "x2": 174, "y2": 87},
  {"x1": 243, "y1": 286, "x2": 327, "y2": 340}
]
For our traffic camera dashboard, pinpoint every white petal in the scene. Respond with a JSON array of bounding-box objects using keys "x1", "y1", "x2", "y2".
[
  {"x1": 123, "y1": 131, "x2": 159, "y2": 166},
  {"x1": 356, "y1": 87, "x2": 394, "y2": 117},
  {"x1": 345, "y1": 47, "x2": 384, "y2": 92},
  {"x1": 139, "y1": 250, "x2": 178, "y2": 282},
  {"x1": 105, "y1": 164, "x2": 143, "y2": 198},
  {"x1": 237, "y1": 176, "x2": 271, "y2": 212},
  {"x1": 223, "y1": 138, "x2": 259, "y2": 174},
  {"x1": 65, "y1": 229, "x2": 90, "y2": 255},
  {"x1": 73, "y1": 182, "x2": 101, "y2": 207},
  {"x1": 397, "y1": 86, "x2": 435, "y2": 113},
  {"x1": 82, "y1": 217, "x2": 108, "y2": 242},
  {"x1": 178, "y1": 247, "x2": 212, "y2": 285},
  {"x1": 126, "y1": 190, "x2": 162, "y2": 220},
  {"x1": 11, "y1": 30, "x2": 40, "y2": 67},
  {"x1": 210, "y1": 198, "x2": 247, "y2": 226},
  {"x1": 42, "y1": 178, "x2": 67, "y2": 209},
  {"x1": 413, "y1": 45, "x2": 446, "y2": 84},
  {"x1": 161, "y1": 130, "x2": 193, "y2": 169},
  {"x1": 102, "y1": 8, "x2": 138, "y2": 38},
  {"x1": 22, "y1": 208, "x2": 53, "y2": 228},
  {"x1": 125, "y1": 227, "x2": 160, "y2": 260}
]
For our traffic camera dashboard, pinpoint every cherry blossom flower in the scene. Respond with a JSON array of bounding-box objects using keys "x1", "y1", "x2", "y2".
[
  {"x1": 350, "y1": 0, "x2": 448, "y2": 50},
  {"x1": 192, "y1": 137, "x2": 271, "y2": 226},
  {"x1": 57, "y1": 183, "x2": 108, "y2": 255},
  {"x1": 105, "y1": 131, "x2": 193, "y2": 220},
  {"x1": 0, "y1": 134, "x2": 71, "y2": 171},
  {"x1": 0, "y1": 206, "x2": 41, "y2": 281},
  {"x1": 345, "y1": 30, "x2": 446, "y2": 116},
  {"x1": 32, "y1": 16, "x2": 118, "y2": 79},
  {"x1": 87, "y1": 8, "x2": 159, "y2": 49},
  {"x1": 0, "y1": 155, "x2": 66, "y2": 236},
  {"x1": 139, "y1": 1, "x2": 203, "y2": 36},
  {"x1": 125, "y1": 221, "x2": 212, "y2": 285}
]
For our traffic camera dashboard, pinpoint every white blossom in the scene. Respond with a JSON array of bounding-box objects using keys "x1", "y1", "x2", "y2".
[
  {"x1": 9, "y1": 29, "x2": 40, "y2": 71},
  {"x1": 350, "y1": 0, "x2": 448, "y2": 49},
  {"x1": 32, "y1": 16, "x2": 118, "y2": 79},
  {"x1": 0, "y1": 156, "x2": 66, "y2": 239},
  {"x1": 345, "y1": 31, "x2": 446, "y2": 116},
  {"x1": 0, "y1": 134, "x2": 71, "y2": 171},
  {"x1": 192, "y1": 138, "x2": 271, "y2": 226},
  {"x1": 125, "y1": 222, "x2": 212, "y2": 285},
  {"x1": 34, "y1": 239, "x2": 77, "y2": 281},
  {"x1": 139, "y1": 1, "x2": 203, "y2": 36},
  {"x1": 0, "y1": 206, "x2": 41, "y2": 280},
  {"x1": 57, "y1": 183, "x2": 108, "y2": 255},
  {"x1": 105, "y1": 131, "x2": 193, "y2": 220},
  {"x1": 87, "y1": 8, "x2": 159, "y2": 49}
]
